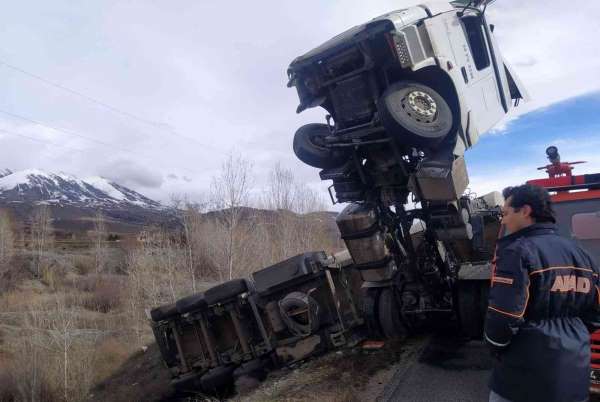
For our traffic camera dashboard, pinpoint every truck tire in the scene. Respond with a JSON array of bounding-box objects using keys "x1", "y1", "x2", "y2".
[
  {"x1": 171, "y1": 372, "x2": 203, "y2": 392},
  {"x1": 150, "y1": 302, "x2": 179, "y2": 322},
  {"x1": 279, "y1": 291, "x2": 321, "y2": 337},
  {"x1": 378, "y1": 288, "x2": 408, "y2": 340},
  {"x1": 200, "y1": 365, "x2": 235, "y2": 392},
  {"x1": 293, "y1": 123, "x2": 349, "y2": 169},
  {"x1": 361, "y1": 287, "x2": 383, "y2": 338},
  {"x1": 233, "y1": 358, "x2": 267, "y2": 381},
  {"x1": 176, "y1": 292, "x2": 208, "y2": 314},
  {"x1": 378, "y1": 81, "x2": 453, "y2": 149},
  {"x1": 205, "y1": 279, "x2": 249, "y2": 305},
  {"x1": 457, "y1": 281, "x2": 486, "y2": 339}
]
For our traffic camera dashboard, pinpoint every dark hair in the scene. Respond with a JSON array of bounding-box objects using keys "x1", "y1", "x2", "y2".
[{"x1": 502, "y1": 184, "x2": 556, "y2": 223}]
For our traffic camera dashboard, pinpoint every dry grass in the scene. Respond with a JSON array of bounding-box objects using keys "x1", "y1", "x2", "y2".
[
  {"x1": 0, "y1": 312, "x2": 136, "y2": 402},
  {"x1": 0, "y1": 360, "x2": 18, "y2": 402},
  {"x1": 72, "y1": 254, "x2": 96, "y2": 275},
  {"x1": 89, "y1": 337, "x2": 132, "y2": 383},
  {"x1": 0, "y1": 190, "x2": 343, "y2": 402},
  {"x1": 234, "y1": 343, "x2": 405, "y2": 402},
  {"x1": 64, "y1": 274, "x2": 126, "y2": 313}
]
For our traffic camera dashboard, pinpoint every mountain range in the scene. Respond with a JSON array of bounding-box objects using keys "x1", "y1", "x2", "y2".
[
  {"x1": 0, "y1": 169, "x2": 162, "y2": 209},
  {"x1": 0, "y1": 169, "x2": 170, "y2": 234}
]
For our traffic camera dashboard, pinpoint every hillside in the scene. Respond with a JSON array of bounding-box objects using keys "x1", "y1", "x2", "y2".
[{"x1": 0, "y1": 168, "x2": 175, "y2": 237}]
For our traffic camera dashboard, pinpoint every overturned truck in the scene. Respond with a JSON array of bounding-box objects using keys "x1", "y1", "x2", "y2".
[{"x1": 149, "y1": 0, "x2": 527, "y2": 394}]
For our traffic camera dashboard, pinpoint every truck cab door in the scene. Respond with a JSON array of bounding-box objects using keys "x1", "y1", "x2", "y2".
[
  {"x1": 452, "y1": 14, "x2": 506, "y2": 137},
  {"x1": 481, "y1": 18, "x2": 515, "y2": 110},
  {"x1": 503, "y1": 59, "x2": 530, "y2": 103}
]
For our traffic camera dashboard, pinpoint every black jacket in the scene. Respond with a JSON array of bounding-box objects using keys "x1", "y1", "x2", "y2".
[{"x1": 484, "y1": 223, "x2": 599, "y2": 402}]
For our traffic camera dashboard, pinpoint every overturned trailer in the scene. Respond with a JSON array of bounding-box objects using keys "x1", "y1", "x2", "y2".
[
  {"x1": 149, "y1": 251, "x2": 365, "y2": 393},
  {"x1": 149, "y1": 0, "x2": 528, "y2": 395}
]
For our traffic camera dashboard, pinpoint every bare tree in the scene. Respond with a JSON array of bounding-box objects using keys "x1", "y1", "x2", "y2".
[
  {"x1": 47, "y1": 295, "x2": 76, "y2": 402},
  {"x1": 92, "y1": 211, "x2": 108, "y2": 275},
  {"x1": 0, "y1": 209, "x2": 13, "y2": 275},
  {"x1": 170, "y1": 193, "x2": 213, "y2": 291},
  {"x1": 293, "y1": 182, "x2": 328, "y2": 214},
  {"x1": 260, "y1": 162, "x2": 328, "y2": 214},
  {"x1": 263, "y1": 162, "x2": 296, "y2": 211},
  {"x1": 10, "y1": 305, "x2": 47, "y2": 402},
  {"x1": 30, "y1": 205, "x2": 53, "y2": 277},
  {"x1": 210, "y1": 152, "x2": 254, "y2": 280}
]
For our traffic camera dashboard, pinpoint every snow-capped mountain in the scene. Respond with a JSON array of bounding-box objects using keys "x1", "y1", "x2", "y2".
[{"x1": 0, "y1": 169, "x2": 162, "y2": 210}]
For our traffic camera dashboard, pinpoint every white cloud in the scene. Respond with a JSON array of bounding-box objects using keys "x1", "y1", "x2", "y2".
[
  {"x1": 487, "y1": 1, "x2": 600, "y2": 115},
  {"x1": 98, "y1": 159, "x2": 163, "y2": 188},
  {"x1": 0, "y1": 0, "x2": 598, "y2": 203}
]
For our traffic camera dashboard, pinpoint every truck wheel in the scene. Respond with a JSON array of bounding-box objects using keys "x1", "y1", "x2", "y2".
[
  {"x1": 378, "y1": 288, "x2": 408, "y2": 340},
  {"x1": 279, "y1": 291, "x2": 321, "y2": 337},
  {"x1": 171, "y1": 372, "x2": 203, "y2": 392},
  {"x1": 378, "y1": 81, "x2": 453, "y2": 148},
  {"x1": 457, "y1": 281, "x2": 485, "y2": 339},
  {"x1": 200, "y1": 365, "x2": 235, "y2": 392},
  {"x1": 361, "y1": 287, "x2": 383, "y2": 338},
  {"x1": 150, "y1": 302, "x2": 179, "y2": 322},
  {"x1": 293, "y1": 123, "x2": 349, "y2": 169},
  {"x1": 176, "y1": 292, "x2": 207, "y2": 314},
  {"x1": 205, "y1": 279, "x2": 249, "y2": 305},
  {"x1": 233, "y1": 358, "x2": 267, "y2": 381}
]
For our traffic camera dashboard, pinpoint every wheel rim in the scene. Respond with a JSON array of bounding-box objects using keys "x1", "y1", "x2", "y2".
[{"x1": 402, "y1": 90, "x2": 437, "y2": 123}]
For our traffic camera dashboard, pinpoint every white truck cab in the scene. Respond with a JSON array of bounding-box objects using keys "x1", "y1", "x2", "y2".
[{"x1": 288, "y1": 0, "x2": 528, "y2": 168}]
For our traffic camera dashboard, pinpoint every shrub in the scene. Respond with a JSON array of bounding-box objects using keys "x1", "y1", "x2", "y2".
[
  {"x1": 81, "y1": 276, "x2": 125, "y2": 313},
  {"x1": 73, "y1": 255, "x2": 95, "y2": 275}
]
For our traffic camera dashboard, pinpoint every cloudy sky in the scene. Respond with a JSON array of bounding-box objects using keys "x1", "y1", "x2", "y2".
[{"x1": 0, "y1": 0, "x2": 599, "y2": 206}]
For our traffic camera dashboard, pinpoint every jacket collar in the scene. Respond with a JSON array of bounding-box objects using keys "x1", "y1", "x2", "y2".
[{"x1": 497, "y1": 222, "x2": 557, "y2": 245}]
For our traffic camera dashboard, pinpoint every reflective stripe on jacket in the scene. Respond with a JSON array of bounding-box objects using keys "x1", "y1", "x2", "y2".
[{"x1": 484, "y1": 223, "x2": 600, "y2": 402}]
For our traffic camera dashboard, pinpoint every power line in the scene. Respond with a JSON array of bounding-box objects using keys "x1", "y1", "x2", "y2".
[
  {"x1": 0, "y1": 108, "x2": 142, "y2": 155},
  {"x1": 0, "y1": 56, "x2": 228, "y2": 154},
  {"x1": 0, "y1": 109, "x2": 202, "y2": 176},
  {"x1": 0, "y1": 127, "x2": 87, "y2": 153},
  {"x1": 0, "y1": 58, "x2": 163, "y2": 128}
]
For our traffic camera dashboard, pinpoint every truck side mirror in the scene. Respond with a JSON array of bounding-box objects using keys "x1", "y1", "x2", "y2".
[{"x1": 490, "y1": 24, "x2": 495, "y2": 32}]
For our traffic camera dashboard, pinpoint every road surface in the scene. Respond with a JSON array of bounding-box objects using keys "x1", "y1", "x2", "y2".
[{"x1": 378, "y1": 335, "x2": 493, "y2": 402}]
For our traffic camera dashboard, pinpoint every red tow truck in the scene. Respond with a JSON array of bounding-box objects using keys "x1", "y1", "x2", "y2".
[{"x1": 526, "y1": 146, "x2": 600, "y2": 394}]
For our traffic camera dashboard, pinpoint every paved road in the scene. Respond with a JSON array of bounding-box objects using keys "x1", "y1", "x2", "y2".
[{"x1": 379, "y1": 335, "x2": 493, "y2": 402}]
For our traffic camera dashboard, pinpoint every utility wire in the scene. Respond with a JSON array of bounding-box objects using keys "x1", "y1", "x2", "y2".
[
  {"x1": 0, "y1": 56, "x2": 228, "y2": 154},
  {"x1": 0, "y1": 127, "x2": 87, "y2": 153},
  {"x1": 0, "y1": 108, "x2": 142, "y2": 155},
  {"x1": 0, "y1": 58, "x2": 163, "y2": 128},
  {"x1": 0, "y1": 109, "x2": 202, "y2": 176}
]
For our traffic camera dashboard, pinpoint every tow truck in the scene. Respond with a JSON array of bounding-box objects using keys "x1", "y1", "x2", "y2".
[{"x1": 526, "y1": 146, "x2": 600, "y2": 394}]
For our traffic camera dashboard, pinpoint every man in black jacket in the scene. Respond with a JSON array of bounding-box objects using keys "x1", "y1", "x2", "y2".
[{"x1": 485, "y1": 184, "x2": 599, "y2": 402}]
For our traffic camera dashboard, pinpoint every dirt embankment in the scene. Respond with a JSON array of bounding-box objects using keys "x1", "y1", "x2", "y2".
[
  {"x1": 89, "y1": 338, "x2": 427, "y2": 402},
  {"x1": 88, "y1": 343, "x2": 177, "y2": 402}
]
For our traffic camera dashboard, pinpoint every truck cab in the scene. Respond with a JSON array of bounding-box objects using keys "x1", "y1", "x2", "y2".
[{"x1": 288, "y1": 0, "x2": 528, "y2": 170}]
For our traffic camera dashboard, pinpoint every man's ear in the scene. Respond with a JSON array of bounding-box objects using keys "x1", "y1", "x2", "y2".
[{"x1": 521, "y1": 204, "x2": 533, "y2": 219}]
